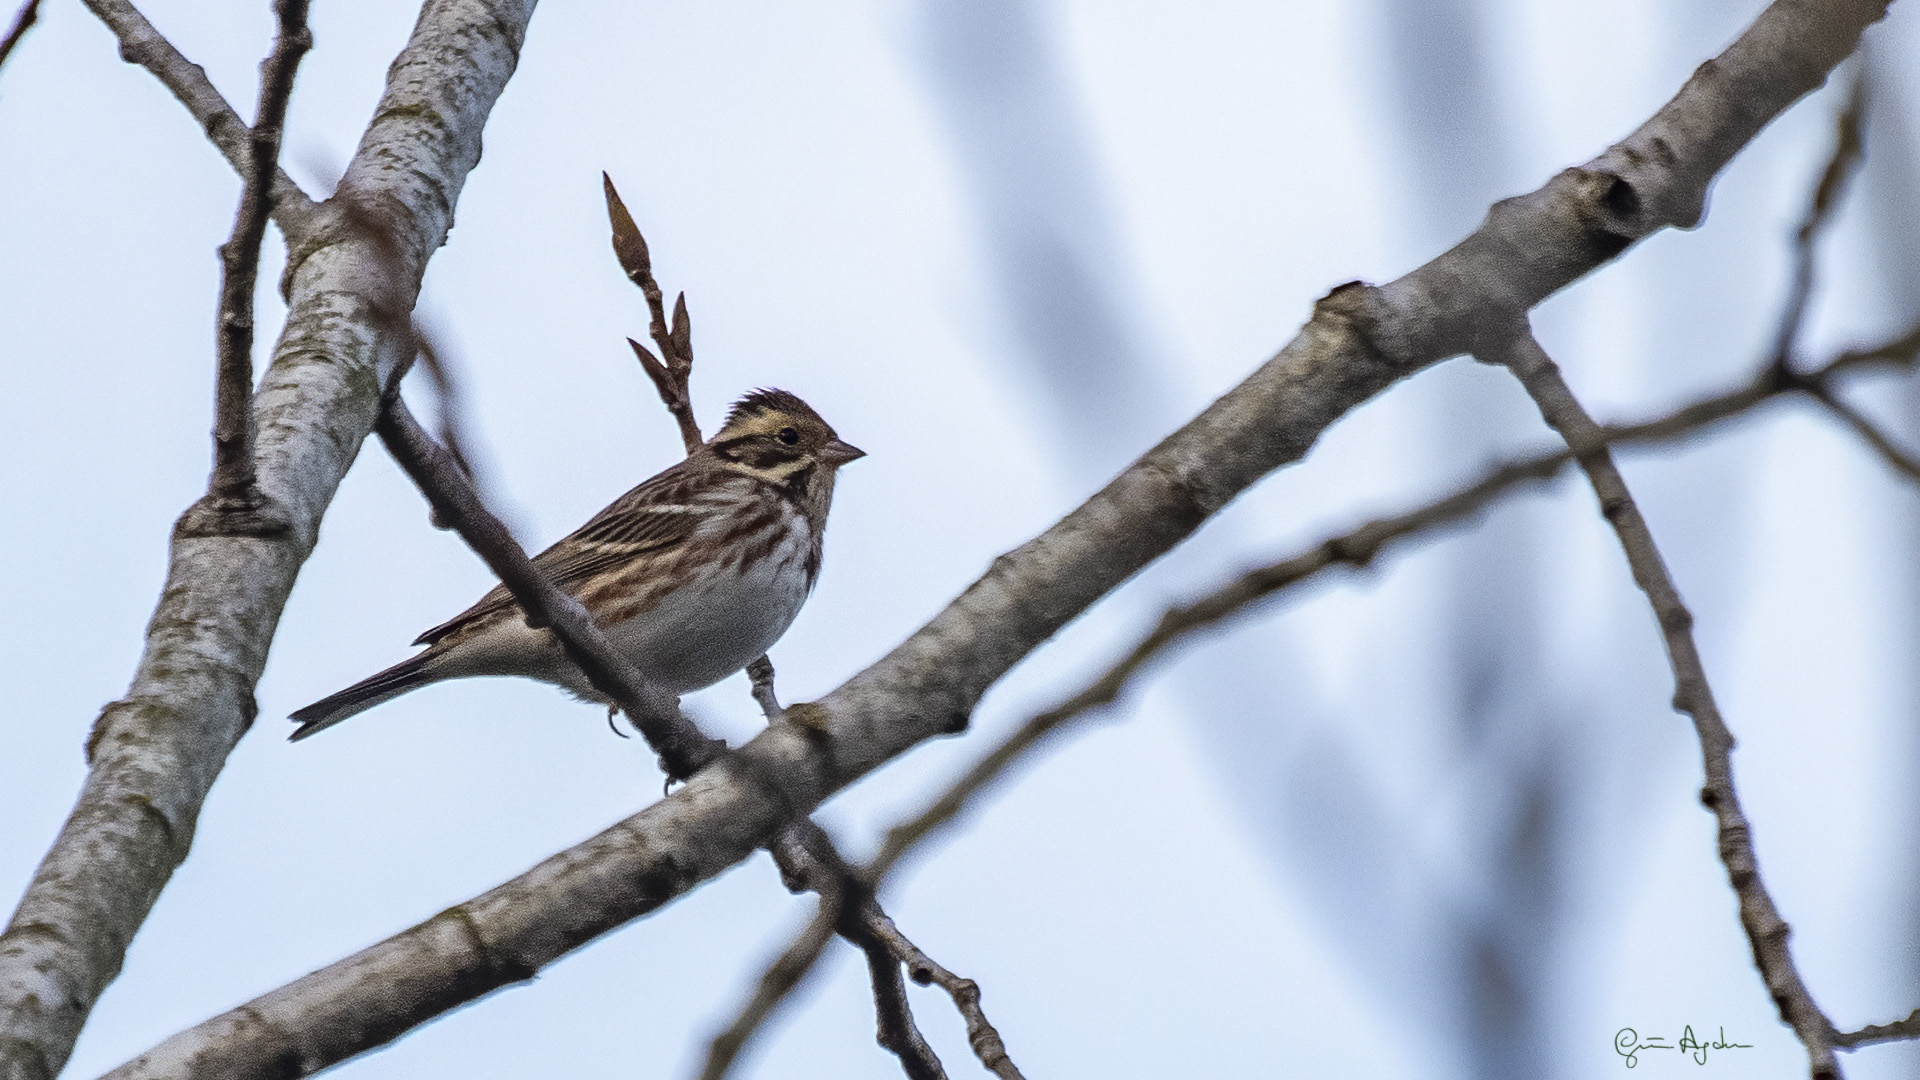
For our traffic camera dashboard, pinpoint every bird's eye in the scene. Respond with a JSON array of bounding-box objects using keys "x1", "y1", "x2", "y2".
[{"x1": 778, "y1": 427, "x2": 800, "y2": 445}]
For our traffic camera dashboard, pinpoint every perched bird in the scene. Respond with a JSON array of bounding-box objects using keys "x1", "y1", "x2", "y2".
[{"x1": 289, "y1": 389, "x2": 864, "y2": 740}]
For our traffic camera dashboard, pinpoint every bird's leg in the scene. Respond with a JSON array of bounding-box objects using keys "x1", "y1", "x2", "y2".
[
  {"x1": 605, "y1": 703, "x2": 630, "y2": 739},
  {"x1": 746, "y1": 655, "x2": 782, "y2": 722}
]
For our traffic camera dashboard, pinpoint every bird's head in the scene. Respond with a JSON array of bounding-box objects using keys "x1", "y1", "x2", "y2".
[{"x1": 707, "y1": 389, "x2": 865, "y2": 487}]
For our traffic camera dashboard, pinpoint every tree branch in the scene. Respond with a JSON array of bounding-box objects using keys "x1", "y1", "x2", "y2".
[
  {"x1": 0, "y1": 0, "x2": 40, "y2": 77},
  {"x1": 1803, "y1": 382, "x2": 1920, "y2": 481},
  {"x1": 1770, "y1": 68, "x2": 1866, "y2": 373},
  {"x1": 861, "y1": 911, "x2": 1023, "y2": 1080},
  {"x1": 863, "y1": 319, "x2": 1920, "y2": 884},
  {"x1": 1835, "y1": 1009, "x2": 1920, "y2": 1049},
  {"x1": 1488, "y1": 330, "x2": 1839, "y2": 1079},
  {"x1": 90, "y1": 1, "x2": 1893, "y2": 1075},
  {"x1": 81, "y1": 0, "x2": 318, "y2": 235},
  {"x1": 0, "y1": 4, "x2": 540, "y2": 1078},
  {"x1": 177, "y1": 0, "x2": 312, "y2": 539},
  {"x1": 697, "y1": 900, "x2": 840, "y2": 1080}
]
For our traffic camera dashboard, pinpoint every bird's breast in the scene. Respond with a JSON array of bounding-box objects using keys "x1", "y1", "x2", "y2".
[{"x1": 596, "y1": 512, "x2": 817, "y2": 693}]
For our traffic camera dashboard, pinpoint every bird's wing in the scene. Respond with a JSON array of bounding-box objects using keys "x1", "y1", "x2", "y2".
[{"x1": 412, "y1": 465, "x2": 708, "y2": 647}]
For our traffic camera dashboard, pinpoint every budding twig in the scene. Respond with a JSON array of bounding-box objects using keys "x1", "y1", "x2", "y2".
[
  {"x1": 604, "y1": 173, "x2": 703, "y2": 455},
  {"x1": 600, "y1": 185, "x2": 1017, "y2": 1080}
]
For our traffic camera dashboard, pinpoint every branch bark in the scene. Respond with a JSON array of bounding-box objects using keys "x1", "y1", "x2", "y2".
[
  {"x1": 87, "y1": 1, "x2": 1891, "y2": 1076},
  {"x1": 0, "y1": 4, "x2": 538, "y2": 1079},
  {"x1": 862, "y1": 323, "x2": 1920, "y2": 886}
]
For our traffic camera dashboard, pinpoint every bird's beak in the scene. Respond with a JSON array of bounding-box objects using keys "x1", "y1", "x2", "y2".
[{"x1": 820, "y1": 438, "x2": 867, "y2": 466}]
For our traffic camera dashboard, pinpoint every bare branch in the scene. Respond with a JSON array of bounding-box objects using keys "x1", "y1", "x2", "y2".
[
  {"x1": 1771, "y1": 69, "x2": 1868, "y2": 372},
  {"x1": 1804, "y1": 382, "x2": 1920, "y2": 482},
  {"x1": 697, "y1": 900, "x2": 840, "y2": 1080},
  {"x1": 0, "y1": 4, "x2": 542, "y2": 1076},
  {"x1": 1489, "y1": 330, "x2": 1839, "y2": 1079},
  {"x1": 80, "y1": 0, "x2": 318, "y2": 233},
  {"x1": 0, "y1": 0, "x2": 40, "y2": 77},
  {"x1": 1835, "y1": 1009, "x2": 1920, "y2": 1049},
  {"x1": 375, "y1": 394, "x2": 724, "y2": 780},
  {"x1": 857, "y1": 935, "x2": 947, "y2": 1080},
  {"x1": 867, "y1": 321, "x2": 1920, "y2": 882},
  {"x1": 92, "y1": 3, "x2": 1891, "y2": 1074},
  {"x1": 862, "y1": 913, "x2": 1024, "y2": 1080},
  {"x1": 177, "y1": 0, "x2": 312, "y2": 539}
]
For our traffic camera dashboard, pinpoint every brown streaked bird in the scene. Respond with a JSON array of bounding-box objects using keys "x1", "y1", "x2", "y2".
[{"x1": 289, "y1": 389, "x2": 864, "y2": 740}]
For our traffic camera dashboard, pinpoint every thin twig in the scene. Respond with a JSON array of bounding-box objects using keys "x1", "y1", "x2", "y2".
[
  {"x1": 605, "y1": 173, "x2": 702, "y2": 454},
  {"x1": 179, "y1": 0, "x2": 311, "y2": 538},
  {"x1": 1835, "y1": 1009, "x2": 1920, "y2": 1049},
  {"x1": 1491, "y1": 329, "x2": 1839, "y2": 1080},
  {"x1": 1770, "y1": 70, "x2": 1867, "y2": 374},
  {"x1": 374, "y1": 394, "x2": 725, "y2": 780},
  {"x1": 0, "y1": 0, "x2": 41, "y2": 77},
  {"x1": 697, "y1": 899, "x2": 841, "y2": 1080},
  {"x1": 764, "y1": 822, "x2": 950, "y2": 1080},
  {"x1": 80, "y1": 0, "x2": 317, "y2": 231},
  {"x1": 863, "y1": 912, "x2": 1025, "y2": 1080},
  {"x1": 1804, "y1": 383, "x2": 1920, "y2": 482},
  {"x1": 859, "y1": 937, "x2": 947, "y2": 1080}
]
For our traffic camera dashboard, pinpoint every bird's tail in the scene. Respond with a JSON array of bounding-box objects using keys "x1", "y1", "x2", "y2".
[{"x1": 288, "y1": 653, "x2": 436, "y2": 741}]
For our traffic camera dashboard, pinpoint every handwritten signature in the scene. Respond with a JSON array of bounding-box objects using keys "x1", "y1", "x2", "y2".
[{"x1": 1615, "y1": 1027, "x2": 1753, "y2": 1067}]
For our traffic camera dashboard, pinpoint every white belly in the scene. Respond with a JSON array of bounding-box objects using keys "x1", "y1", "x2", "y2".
[
  {"x1": 428, "y1": 512, "x2": 816, "y2": 701},
  {"x1": 598, "y1": 545, "x2": 812, "y2": 693}
]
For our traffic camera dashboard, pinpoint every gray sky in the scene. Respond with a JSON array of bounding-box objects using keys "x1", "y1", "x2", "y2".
[{"x1": 4, "y1": 1, "x2": 1920, "y2": 1077}]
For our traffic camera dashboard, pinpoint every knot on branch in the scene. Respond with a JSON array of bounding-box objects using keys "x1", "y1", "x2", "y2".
[
  {"x1": 174, "y1": 490, "x2": 294, "y2": 539},
  {"x1": 1325, "y1": 533, "x2": 1379, "y2": 567},
  {"x1": 1311, "y1": 279, "x2": 1411, "y2": 374}
]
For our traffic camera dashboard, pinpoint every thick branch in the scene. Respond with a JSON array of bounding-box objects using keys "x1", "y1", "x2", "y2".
[
  {"x1": 0, "y1": 5, "x2": 540, "y2": 1079},
  {"x1": 1490, "y1": 331, "x2": 1838, "y2": 1079},
  {"x1": 94, "y1": 1, "x2": 1891, "y2": 1075},
  {"x1": 866, "y1": 322, "x2": 1920, "y2": 883},
  {"x1": 81, "y1": 0, "x2": 318, "y2": 235}
]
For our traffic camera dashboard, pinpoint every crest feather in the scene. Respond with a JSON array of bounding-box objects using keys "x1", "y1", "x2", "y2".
[{"x1": 724, "y1": 388, "x2": 817, "y2": 427}]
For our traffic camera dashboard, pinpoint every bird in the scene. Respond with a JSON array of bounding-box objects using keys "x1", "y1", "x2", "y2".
[{"x1": 289, "y1": 388, "x2": 864, "y2": 741}]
